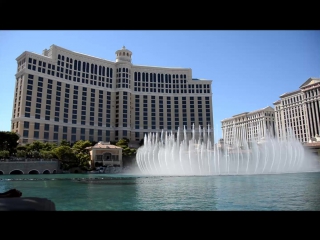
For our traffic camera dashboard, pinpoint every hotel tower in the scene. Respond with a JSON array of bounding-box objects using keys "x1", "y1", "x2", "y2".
[
  {"x1": 221, "y1": 106, "x2": 275, "y2": 146},
  {"x1": 12, "y1": 45, "x2": 214, "y2": 145},
  {"x1": 273, "y1": 77, "x2": 320, "y2": 143}
]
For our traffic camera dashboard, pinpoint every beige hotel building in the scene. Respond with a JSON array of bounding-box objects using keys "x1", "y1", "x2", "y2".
[
  {"x1": 11, "y1": 45, "x2": 213, "y2": 145},
  {"x1": 221, "y1": 106, "x2": 275, "y2": 146},
  {"x1": 273, "y1": 77, "x2": 320, "y2": 143}
]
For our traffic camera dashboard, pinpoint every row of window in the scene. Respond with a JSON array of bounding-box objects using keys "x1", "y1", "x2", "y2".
[
  {"x1": 21, "y1": 123, "x2": 213, "y2": 143},
  {"x1": 132, "y1": 88, "x2": 211, "y2": 93},
  {"x1": 57, "y1": 55, "x2": 114, "y2": 77},
  {"x1": 29, "y1": 57, "x2": 212, "y2": 91},
  {"x1": 134, "y1": 72, "x2": 187, "y2": 82},
  {"x1": 28, "y1": 54, "x2": 212, "y2": 91}
]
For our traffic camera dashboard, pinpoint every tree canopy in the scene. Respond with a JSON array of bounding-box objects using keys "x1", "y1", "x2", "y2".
[{"x1": 0, "y1": 131, "x2": 20, "y2": 154}]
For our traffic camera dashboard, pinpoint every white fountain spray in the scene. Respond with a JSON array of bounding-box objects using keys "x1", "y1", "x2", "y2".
[{"x1": 136, "y1": 124, "x2": 320, "y2": 176}]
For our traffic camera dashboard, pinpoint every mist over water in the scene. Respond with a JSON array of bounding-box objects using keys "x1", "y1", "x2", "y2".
[{"x1": 136, "y1": 125, "x2": 320, "y2": 176}]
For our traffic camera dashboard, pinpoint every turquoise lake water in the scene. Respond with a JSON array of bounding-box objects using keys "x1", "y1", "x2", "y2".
[{"x1": 1, "y1": 171, "x2": 320, "y2": 211}]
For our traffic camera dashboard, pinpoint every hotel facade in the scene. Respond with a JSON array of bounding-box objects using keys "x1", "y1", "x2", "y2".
[
  {"x1": 221, "y1": 106, "x2": 275, "y2": 146},
  {"x1": 273, "y1": 78, "x2": 320, "y2": 143},
  {"x1": 11, "y1": 45, "x2": 213, "y2": 145}
]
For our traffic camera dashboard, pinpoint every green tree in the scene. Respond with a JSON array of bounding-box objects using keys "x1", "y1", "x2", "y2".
[
  {"x1": 72, "y1": 140, "x2": 92, "y2": 154},
  {"x1": 116, "y1": 138, "x2": 136, "y2": 157},
  {"x1": 0, "y1": 131, "x2": 20, "y2": 154},
  {"x1": 16, "y1": 145, "x2": 27, "y2": 151},
  {"x1": 42, "y1": 142, "x2": 57, "y2": 151},
  {"x1": 116, "y1": 138, "x2": 129, "y2": 148},
  {"x1": 122, "y1": 146, "x2": 137, "y2": 157},
  {"x1": 76, "y1": 152, "x2": 91, "y2": 170},
  {"x1": 16, "y1": 150, "x2": 27, "y2": 158},
  {"x1": 52, "y1": 146, "x2": 76, "y2": 170},
  {"x1": 27, "y1": 140, "x2": 44, "y2": 152},
  {"x1": 0, "y1": 150, "x2": 10, "y2": 159},
  {"x1": 59, "y1": 139, "x2": 71, "y2": 147},
  {"x1": 52, "y1": 146, "x2": 74, "y2": 161},
  {"x1": 30, "y1": 150, "x2": 41, "y2": 158},
  {"x1": 40, "y1": 150, "x2": 54, "y2": 159},
  {"x1": 71, "y1": 140, "x2": 92, "y2": 170}
]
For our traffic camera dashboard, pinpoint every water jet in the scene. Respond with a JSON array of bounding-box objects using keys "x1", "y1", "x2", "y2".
[{"x1": 136, "y1": 125, "x2": 320, "y2": 175}]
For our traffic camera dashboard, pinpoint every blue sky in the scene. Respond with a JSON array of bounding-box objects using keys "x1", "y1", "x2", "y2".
[{"x1": 0, "y1": 30, "x2": 319, "y2": 140}]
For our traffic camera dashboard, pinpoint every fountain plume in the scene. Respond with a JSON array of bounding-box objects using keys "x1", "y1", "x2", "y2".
[{"x1": 136, "y1": 124, "x2": 320, "y2": 176}]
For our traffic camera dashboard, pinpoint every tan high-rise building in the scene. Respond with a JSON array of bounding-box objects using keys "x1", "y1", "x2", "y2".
[
  {"x1": 273, "y1": 77, "x2": 320, "y2": 143},
  {"x1": 221, "y1": 106, "x2": 275, "y2": 146},
  {"x1": 12, "y1": 45, "x2": 214, "y2": 145}
]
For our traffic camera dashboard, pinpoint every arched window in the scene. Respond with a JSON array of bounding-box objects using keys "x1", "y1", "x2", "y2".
[{"x1": 58, "y1": 54, "x2": 61, "y2": 59}]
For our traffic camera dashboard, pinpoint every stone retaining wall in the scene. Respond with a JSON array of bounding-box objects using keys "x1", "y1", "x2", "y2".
[{"x1": 0, "y1": 161, "x2": 59, "y2": 174}]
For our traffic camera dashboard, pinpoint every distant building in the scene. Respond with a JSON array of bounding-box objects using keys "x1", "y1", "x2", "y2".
[
  {"x1": 221, "y1": 106, "x2": 275, "y2": 146},
  {"x1": 273, "y1": 77, "x2": 320, "y2": 143},
  {"x1": 88, "y1": 141, "x2": 122, "y2": 168},
  {"x1": 12, "y1": 44, "x2": 213, "y2": 145}
]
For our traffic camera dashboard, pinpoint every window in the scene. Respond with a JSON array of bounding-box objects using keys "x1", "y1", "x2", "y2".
[
  {"x1": 34, "y1": 131, "x2": 39, "y2": 139},
  {"x1": 54, "y1": 133, "x2": 58, "y2": 140},
  {"x1": 23, "y1": 130, "x2": 29, "y2": 137},
  {"x1": 24, "y1": 121, "x2": 29, "y2": 128},
  {"x1": 43, "y1": 132, "x2": 49, "y2": 139}
]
